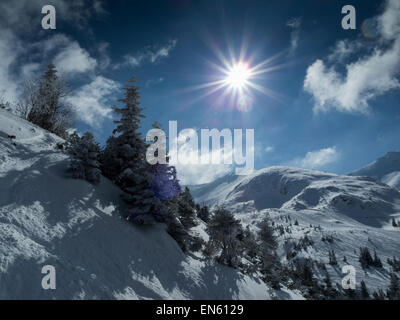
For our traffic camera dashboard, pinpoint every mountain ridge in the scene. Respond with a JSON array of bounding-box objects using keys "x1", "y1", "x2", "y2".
[{"x1": 349, "y1": 151, "x2": 400, "y2": 190}]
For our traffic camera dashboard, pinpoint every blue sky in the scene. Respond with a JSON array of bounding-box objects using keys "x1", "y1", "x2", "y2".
[{"x1": 1, "y1": 0, "x2": 399, "y2": 184}]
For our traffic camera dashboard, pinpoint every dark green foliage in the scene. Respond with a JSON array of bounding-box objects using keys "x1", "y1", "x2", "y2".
[
  {"x1": 359, "y1": 247, "x2": 374, "y2": 268},
  {"x1": 387, "y1": 272, "x2": 400, "y2": 300},
  {"x1": 67, "y1": 132, "x2": 101, "y2": 184},
  {"x1": 387, "y1": 256, "x2": 400, "y2": 272},
  {"x1": 372, "y1": 289, "x2": 386, "y2": 300},
  {"x1": 359, "y1": 247, "x2": 382, "y2": 269},
  {"x1": 27, "y1": 64, "x2": 74, "y2": 139},
  {"x1": 197, "y1": 205, "x2": 210, "y2": 223},
  {"x1": 176, "y1": 187, "x2": 197, "y2": 228},
  {"x1": 329, "y1": 250, "x2": 338, "y2": 265},
  {"x1": 241, "y1": 226, "x2": 259, "y2": 260},
  {"x1": 164, "y1": 188, "x2": 201, "y2": 252},
  {"x1": 372, "y1": 250, "x2": 383, "y2": 268},
  {"x1": 101, "y1": 78, "x2": 167, "y2": 225},
  {"x1": 148, "y1": 121, "x2": 181, "y2": 201},
  {"x1": 204, "y1": 206, "x2": 242, "y2": 268},
  {"x1": 360, "y1": 280, "x2": 369, "y2": 299}
]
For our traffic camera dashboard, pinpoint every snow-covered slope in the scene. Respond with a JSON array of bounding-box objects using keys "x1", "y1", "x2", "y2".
[
  {"x1": 350, "y1": 152, "x2": 400, "y2": 190},
  {"x1": 0, "y1": 110, "x2": 301, "y2": 300},
  {"x1": 190, "y1": 167, "x2": 400, "y2": 293}
]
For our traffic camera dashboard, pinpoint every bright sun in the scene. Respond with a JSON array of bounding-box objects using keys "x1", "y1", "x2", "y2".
[{"x1": 225, "y1": 62, "x2": 251, "y2": 89}]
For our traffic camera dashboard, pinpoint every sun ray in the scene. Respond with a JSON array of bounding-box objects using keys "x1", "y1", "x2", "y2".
[{"x1": 179, "y1": 38, "x2": 287, "y2": 110}]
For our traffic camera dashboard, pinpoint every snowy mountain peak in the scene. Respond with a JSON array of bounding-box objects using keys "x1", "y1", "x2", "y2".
[
  {"x1": 350, "y1": 151, "x2": 400, "y2": 190},
  {"x1": 191, "y1": 165, "x2": 400, "y2": 228},
  {"x1": 190, "y1": 164, "x2": 400, "y2": 294}
]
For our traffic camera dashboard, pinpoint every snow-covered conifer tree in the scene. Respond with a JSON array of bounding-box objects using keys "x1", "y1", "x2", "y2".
[
  {"x1": 67, "y1": 132, "x2": 101, "y2": 184},
  {"x1": 148, "y1": 122, "x2": 181, "y2": 201},
  {"x1": 197, "y1": 205, "x2": 210, "y2": 223},
  {"x1": 176, "y1": 187, "x2": 197, "y2": 228},
  {"x1": 387, "y1": 272, "x2": 400, "y2": 300},
  {"x1": 27, "y1": 63, "x2": 74, "y2": 138},
  {"x1": 205, "y1": 206, "x2": 242, "y2": 267},
  {"x1": 102, "y1": 78, "x2": 166, "y2": 224}
]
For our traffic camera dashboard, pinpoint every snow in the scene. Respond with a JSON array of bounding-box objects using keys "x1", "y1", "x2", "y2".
[
  {"x1": 190, "y1": 166, "x2": 400, "y2": 294},
  {"x1": 0, "y1": 109, "x2": 292, "y2": 299},
  {"x1": 350, "y1": 151, "x2": 400, "y2": 190},
  {"x1": 5, "y1": 106, "x2": 398, "y2": 299}
]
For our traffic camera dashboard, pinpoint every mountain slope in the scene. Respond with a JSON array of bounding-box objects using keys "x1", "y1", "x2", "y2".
[
  {"x1": 0, "y1": 110, "x2": 301, "y2": 300},
  {"x1": 350, "y1": 152, "x2": 400, "y2": 190},
  {"x1": 190, "y1": 167, "x2": 400, "y2": 293}
]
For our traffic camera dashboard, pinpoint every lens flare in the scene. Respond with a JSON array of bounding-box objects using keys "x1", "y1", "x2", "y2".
[
  {"x1": 181, "y1": 40, "x2": 287, "y2": 112},
  {"x1": 224, "y1": 62, "x2": 252, "y2": 89}
]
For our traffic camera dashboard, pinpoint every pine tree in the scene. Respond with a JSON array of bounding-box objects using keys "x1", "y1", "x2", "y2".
[
  {"x1": 149, "y1": 164, "x2": 181, "y2": 201},
  {"x1": 102, "y1": 78, "x2": 166, "y2": 224},
  {"x1": 67, "y1": 132, "x2": 101, "y2": 184},
  {"x1": 372, "y1": 289, "x2": 386, "y2": 300},
  {"x1": 27, "y1": 63, "x2": 74, "y2": 138},
  {"x1": 165, "y1": 200, "x2": 190, "y2": 251},
  {"x1": 299, "y1": 261, "x2": 314, "y2": 286},
  {"x1": 324, "y1": 270, "x2": 332, "y2": 289},
  {"x1": 372, "y1": 250, "x2": 383, "y2": 268},
  {"x1": 176, "y1": 187, "x2": 197, "y2": 228},
  {"x1": 329, "y1": 250, "x2": 338, "y2": 265},
  {"x1": 387, "y1": 256, "x2": 400, "y2": 272},
  {"x1": 360, "y1": 280, "x2": 369, "y2": 299},
  {"x1": 205, "y1": 206, "x2": 242, "y2": 267},
  {"x1": 148, "y1": 121, "x2": 181, "y2": 201},
  {"x1": 197, "y1": 205, "x2": 210, "y2": 223},
  {"x1": 239, "y1": 226, "x2": 258, "y2": 261},
  {"x1": 359, "y1": 247, "x2": 374, "y2": 268},
  {"x1": 257, "y1": 216, "x2": 281, "y2": 288},
  {"x1": 258, "y1": 217, "x2": 278, "y2": 269},
  {"x1": 387, "y1": 272, "x2": 400, "y2": 300}
]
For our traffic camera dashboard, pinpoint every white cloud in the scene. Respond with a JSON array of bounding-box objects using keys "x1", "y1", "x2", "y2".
[
  {"x1": 327, "y1": 39, "x2": 364, "y2": 63},
  {"x1": 289, "y1": 147, "x2": 339, "y2": 170},
  {"x1": 176, "y1": 160, "x2": 232, "y2": 185},
  {"x1": 304, "y1": 0, "x2": 400, "y2": 114},
  {"x1": 97, "y1": 42, "x2": 111, "y2": 69},
  {"x1": 0, "y1": 32, "x2": 101, "y2": 104},
  {"x1": 265, "y1": 146, "x2": 274, "y2": 153},
  {"x1": 146, "y1": 77, "x2": 164, "y2": 87},
  {"x1": 66, "y1": 76, "x2": 119, "y2": 126},
  {"x1": 167, "y1": 129, "x2": 233, "y2": 185},
  {"x1": 123, "y1": 39, "x2": 178, "y2": 68},
  {"x1": 0, "y1": 0, "x2": 107, "y2": 103},
  {"x1": 20, "y1": 63, "x2": 41, "y2": 79},
  {"x1": 287, "y1": 17, "x2": 302, "y2": 53},
  {"x1": 378, "y1": 0, "x2": 400, "y2": 40},
  {"x1": 55, "y1": 41, "x2": 97, "y2": 74},
  {"x1": 0, "y1": 29, "x2": 20, "y2": 102}
]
